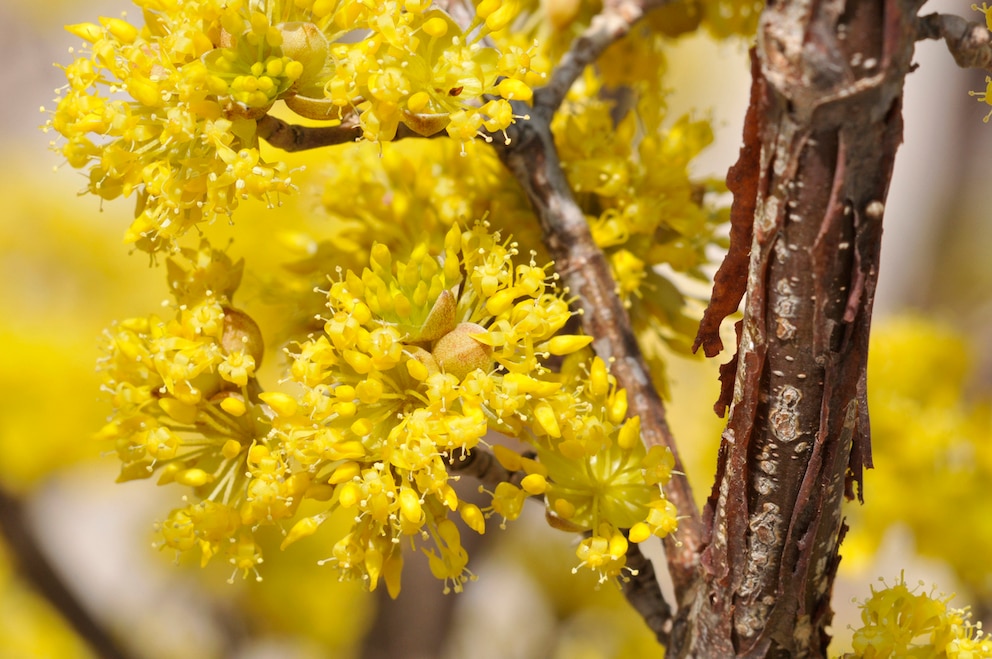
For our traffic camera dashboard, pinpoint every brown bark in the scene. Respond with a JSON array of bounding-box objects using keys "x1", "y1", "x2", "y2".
[{"x1": 676, "y1": 1, "x2": 923, "y2": 656}]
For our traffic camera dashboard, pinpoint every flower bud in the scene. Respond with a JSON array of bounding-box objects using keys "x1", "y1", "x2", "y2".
[
  {"x1": 221, "y1": 307, "x2": 264, "y2": 365},
  {"x1": 277, "y1": 22, "x2": 328, "y2": 89},
  {"x1": 284, "y1": 94, "x2": 348, "y2": 120},
  {"x1": 419, "y1": 290, "x2": 456, "y2": 341},
  {"x1": 432, "y1": 322, "x2": 492, "y2": 380}
]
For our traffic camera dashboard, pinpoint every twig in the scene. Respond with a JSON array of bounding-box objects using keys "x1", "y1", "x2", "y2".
[
  {"x1": 476, "y1": 0, "x2": 702, "y2": 608},
  {"x1": 622, "y1": 542, "x2": 673, "y2": 645},
  {"x1": 257, "y1": 112, "x2": 444, "y2": 151},
  {"x1": 0, "y1": 485, "x2": 134, "y2": 659},
  {"x1": 535, "y1": 0, "x2": 674, "y2": 113},
  {"x1": 493, "y1": 112, "x2": 702, "y2": 602},
  {"x1": 918, "y1": 13, "x2": 992, "y2": 70},
  {"x1": 448, "y1": 446, "x2": 529, "y2": 491},
  {"x1": 257, "y1": 113, "x2": 363, "y2": 151}
]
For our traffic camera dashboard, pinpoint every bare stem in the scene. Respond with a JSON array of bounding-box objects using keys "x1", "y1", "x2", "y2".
[
  {"x1": 257, "y1": 114, "x2": 362, "y2": 151},
  {"x1": 918, "y1": 13, "x2": 992, "y2": 71},
  {"x1": 257, "y1": 113, "x2": 445, "y2": 152},
  {"x1": 623, "y1": 543, "x2": 674, "y2": 646},
  {"x1": 536, "y1": 0, "x2": 674, "y2": 112}
]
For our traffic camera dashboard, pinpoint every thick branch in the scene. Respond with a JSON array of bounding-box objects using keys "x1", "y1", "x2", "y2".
[
  {"x1": 675, "y1": 1, "x2": 920, "y2": 656},
  {"x1": 535, "y1": 0, "x2": 674, "y2": 112},
  {"x1": 918, "y1": 12, "x2": 992, "y2": 70},
  {"x1": 0, "y1": 485, "x2": 134, "y2": 659}
]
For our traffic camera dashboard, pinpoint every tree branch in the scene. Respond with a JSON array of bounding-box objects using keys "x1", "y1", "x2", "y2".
[
  {"x1": 0, "y1": 485, "x2": 134, "y2": 659},
  {"x1": 675, "y1": 1, "x2": 922, "y2": 655},
  {"x1": 917, "y1": 12, "x2": 992, "y2": 71},
  {"x1": 535, "y1": 0, "x2": 675, "y2": 112},
  {"x1": 257, "y1": 112, "x2": 446, "y2": 152},
  {"x1": 493, "y1": 75, "x2": 704, "y2": 610}
]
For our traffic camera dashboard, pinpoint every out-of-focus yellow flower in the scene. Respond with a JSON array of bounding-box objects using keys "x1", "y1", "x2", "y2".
[
  {"x1": 844, "y1": 317, "x2": 992, "y2": 600},
  {"x1": 844, "y1": 575, "x2": 992, "y2": 658}
]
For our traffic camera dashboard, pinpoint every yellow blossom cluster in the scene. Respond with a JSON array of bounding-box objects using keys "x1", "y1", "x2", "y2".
[
  {"x1": 262, "y1": 138, "x2": 539, "y2": 336},
  {"x1": 274, "y1": 223, "x2": 676, "y2": 590},
  {"x1": 268, "y1": 69, "x2": 728, "y2": 392},
  {"x1": 97, "y1": 243, "x2": 280, "y2": 580},
  {"x1": 844, "y1": 576, "x2": 992, "y2": 658},
  {"x1": 551, "y1": 74, "x2": 727, "y2": 376},
  {"x1": 47, "y1": 0, "x2": 542, "y2": 250},
  {"x1": 491, "y1": 352, "x2": 677, "y2": 582},
  {"x1": 97, "y1": 226, "x2": 676, "y2": 592}
]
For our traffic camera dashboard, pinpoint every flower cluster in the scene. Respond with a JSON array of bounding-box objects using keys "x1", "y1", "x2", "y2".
[
  {"x1": 551, "y1": 71, "x2": 728, "y2": 375},
  {"x1": 47, "y1": 0, "x2": 542, "y2": 250},
  {"x1": 49, "y1": 2, "x2": 303, "y2": 251},
  {"x1": 276, "y1": 223, "x2": 675, "y2": 590},
  {"x1": 97, "y1": 225, "x2": 677, "y2": 592},
  {"x1": 490, "y1": 352, "x2": 677, "y2": 582},
  {"x1": 318, "y1": 0, "x2": 543, "y2": 144},
  {"x1": 97, "y1": 242, "x2": 279, "y2": 580},
  {"x1": 845, "y1": 576, "x2": 992, "y2": 658},
  {"x1": 262, "y1": 137, "x2": 540, "y2": 337}
]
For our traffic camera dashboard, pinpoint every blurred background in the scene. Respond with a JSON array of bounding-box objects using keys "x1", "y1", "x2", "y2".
[{"x1": 2, "y1": 1, "x2": 990, "y2": 657}]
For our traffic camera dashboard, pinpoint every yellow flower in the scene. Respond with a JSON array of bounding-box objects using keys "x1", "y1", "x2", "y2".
[
  {"x1": 845, "y1": 575, "x2": 992, "y2": 658},
  {"x1": 99, "y1": 242, "x2": 284, "y2": 571},
  {"x1": 266, "y1": 223, "x2": 605, "y2": 592}
]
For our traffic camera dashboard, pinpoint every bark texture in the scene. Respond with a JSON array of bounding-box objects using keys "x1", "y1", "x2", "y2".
[{"x1": 678, "y1": 1, "x2": 924, "y2": 656}]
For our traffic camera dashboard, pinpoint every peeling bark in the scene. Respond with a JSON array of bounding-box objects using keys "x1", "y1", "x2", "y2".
[{"x1": 677, "y1": 1, "x2": 922, "y2": 656}]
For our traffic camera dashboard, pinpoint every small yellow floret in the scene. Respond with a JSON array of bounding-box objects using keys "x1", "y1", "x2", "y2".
[
  {"x1": 259, "y1": 391, "x2": 298, "y2": 417},
  {"x1": 617, "y1": 415, "x2": 641, "y2": 450},
  {"x1": 222, "y1": 439, "x2": 242, "y2": 460},
  {"x1": 554, "y1": 498, "x2": 576, "y2": 519},
  {"x1": 407, "y1": 91, "x2": 431, "y2": 114},
  {"x1": 422, "y1": 17, "x2": 449, "y2": 38},
  {"x1": 493, "y1": 444, "x2": 523, "y2": 471},
  {"x1": 281, "y1": 514, "x2": 324, "y2": 549},
  {"x1": 460, "y1": 503, "x2": 486, "y2": 534},
  {"x1": 628, "y1": 522, "x2": 651, "y2": 543},
  {"x1": 520, "y1": 473, "x2": 547, "y2": 495},
  {"x1": 329, "y1": 461, "x2": 361, "y2": 484},
  {"x1": 175, "y1": 468, "x2": 213, "y2": 487},
  {"x1": 99, "y1": 17, "x2": 138, "y2": 44},
  {"x1": 545, "y1": 334, "x2": 593, "y2": 355},
  {"x1": 534, "y1": 401, "x2": 561, "y2": 438},
  {"x1": 65, "y1": 22, "x2": 102, "y2": 43},
  {"x1": 497, "y1": 78, "x2": 533, "y2": 102},
  {"x1": 398, "y1": 488, "x2": 423, "y2": 524},
  {"x1": 220, "y1": 395, "x2": 247, "y2": 417},
  {"x1": 338, "y1": 482, "x2": 361, "y2": 508}
]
